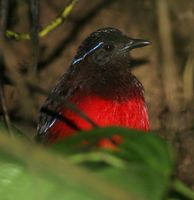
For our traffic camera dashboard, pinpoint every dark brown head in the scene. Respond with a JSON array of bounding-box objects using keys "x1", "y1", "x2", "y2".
[
  {"x1": 70, "y1": 27, "x2": 150, "y2": 97},
  {"x1": 72, "y1": 27, "x2": 150, "y2": 70}
]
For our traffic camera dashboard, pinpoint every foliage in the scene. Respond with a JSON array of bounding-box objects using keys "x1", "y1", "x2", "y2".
[{"x1": 0, "y1": 122, "x2": 184, "y2": 200}]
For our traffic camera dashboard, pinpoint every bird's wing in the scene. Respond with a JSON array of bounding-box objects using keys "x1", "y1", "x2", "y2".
[{"x1": 36, "y1": 66, "x2": 82, "y2": 142}]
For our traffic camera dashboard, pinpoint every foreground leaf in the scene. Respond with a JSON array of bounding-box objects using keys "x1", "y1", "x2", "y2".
[
  {"x1": 0, "y1": 132, "x2": 135, "y2": 200},
  {"x1": 53, "y1": 127, "x2": 175, "y2": 200}
]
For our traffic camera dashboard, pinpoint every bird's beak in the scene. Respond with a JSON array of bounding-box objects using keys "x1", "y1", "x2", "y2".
[{"x1": 125, "y1": 38, "x2": 151, "y2": 51}]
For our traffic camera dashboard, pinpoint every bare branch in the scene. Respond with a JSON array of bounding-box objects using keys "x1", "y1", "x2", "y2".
[
  {"x1": 0, "y1": 40, "x2": 37, "y2": 120},
  {"x1": 157, "y1": 0, "x2": 182, "y2": 112},
  {"x1": 0, "y1": 0, "x2": 14, "y2": 137},
  {"x1": 5, "y1": 0, "x2": 79, "y2": 40},
  {"x1": 29, "y1": 0, "x2": 40, "y2": 75},
  {"x1": 183, "y1": 16, "x2": 194, "y2": 104}
]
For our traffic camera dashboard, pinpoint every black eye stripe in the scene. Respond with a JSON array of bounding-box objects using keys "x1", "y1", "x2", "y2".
[{"x1": 103, "y1": 44, "x2": 115, "y2": 51}]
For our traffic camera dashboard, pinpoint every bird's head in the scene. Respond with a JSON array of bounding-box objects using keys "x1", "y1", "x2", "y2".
[{"x1": 72, "y1": 27, "x2": 150, "y2": 70}]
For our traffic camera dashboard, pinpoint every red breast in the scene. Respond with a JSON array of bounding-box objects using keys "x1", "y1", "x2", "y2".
[{"x1": 47, "y1": 88, "x2": 150, "y2": 143}]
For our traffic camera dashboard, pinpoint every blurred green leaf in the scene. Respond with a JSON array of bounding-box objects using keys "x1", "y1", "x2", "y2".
[
  {"x1": 1, "y1": 125, "x2": 193, "y2": 200},
  {"x1": 53, "y1": 127, "x2": 175, "y2": 200},
  {"x1": 0, "y1": 162, "x2": 106, "y2": 200},
  {"x1": 0, "y1": 132, "x2": 134, "y2": 200}
]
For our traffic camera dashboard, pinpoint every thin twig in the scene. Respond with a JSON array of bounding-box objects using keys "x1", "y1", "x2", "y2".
[
  {"x1": 183, "y1": 15, "x2": 194, "y2": 105},
  {"x1": 29, "y1": 0, "x2": 40, "y2": 75},
  {"x1": 0, "y1": 0, "x2": 9, "y2": 28},
  {"x1": 5, "y1": 0, "x2": 79, "y2": 40},
  {"x1": 0, "y1": 84, "x2": 13, "y2": 137},
  {"x1": 0, "y1": 40, "x2": 37, "y2": 120},
  {"x1": 156, "y1": 0, "x2": 184, "y2": 133},
  {"x1": 157, "y1": 0, "x2": 182, "y2": 112},
  {"x1": 0, "y1": 1, "x2": 36, "y2": 119},
  {"x1": 0, "y1": 0, "x2": 14, "y2": 137},
  {"x1": 183, "y1": 49, "x2": 194, "y2": 104},
  {"x1": 38, "y1": 0, "x2": 116, "y2": 70}
]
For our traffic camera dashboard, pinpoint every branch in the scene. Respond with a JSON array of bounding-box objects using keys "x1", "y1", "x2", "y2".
[
  {"x1": 0, "y1": 85, "x2": 14, "y2": 137},
  {"x1": 5, "y1": 0, "x2": 79, "y2": 40},
  {"x1": 157, "y1": 0, "x2": 182, "y2": 113},
  {"x1": 38, "y1": 0, "x2": 116, "y2": 71},
  {"x1": 29, "y1": 0, "x2": 40, "y2": 75},
  {"x1": 183, "y1": 26, "x2": 194, "y2": 105},
  {"x1": 0, "y1": 0, "x2": 14, "y2": 137},
  {"x1": 0, "y1": 40, "x2": 37, "y2": 120}
]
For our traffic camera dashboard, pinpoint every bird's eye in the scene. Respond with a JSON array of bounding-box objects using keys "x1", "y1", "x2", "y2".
[{"x1": 103, "y1": 44, "x2": 115, "y2": 51}]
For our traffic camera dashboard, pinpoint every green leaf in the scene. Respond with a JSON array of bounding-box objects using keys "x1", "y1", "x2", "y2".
[
  {"x1": 53, "y1": 127, "x2": 175, "y2": 200},
  {"x1": 0, "y1": 131, "x2": 134, "y2": 200},
  {"x1": 99, "y1": 166, "x2": 164, "y2": 200}
]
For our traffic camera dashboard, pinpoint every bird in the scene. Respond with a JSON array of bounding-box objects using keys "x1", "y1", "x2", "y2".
[{"x1": 36, "y1": 27, "x2": 150, "y2": 147}]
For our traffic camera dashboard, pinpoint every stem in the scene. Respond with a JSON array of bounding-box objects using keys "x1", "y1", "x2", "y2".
[
  {"x1": 183, "y1": 37, "x2": 194, "y2": 104},
  {"x1": 172, "y1": 179, "x2": 194, "y2": 200},
  {"x1": 157, "y1": 0, "x2": 182, "y2": 112},
  {"x1": 0, "y1": 85, "x2": 14, "y2": 137},
  {"x1": 5, "y1": 0, "x2": 78, "y2": 40},
  {"x1": 29, "y1": 0, "x2": 40, "y2": 75},
  {"x1": 0, "y1": 0, "x2": 14, "y2": 137}
]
